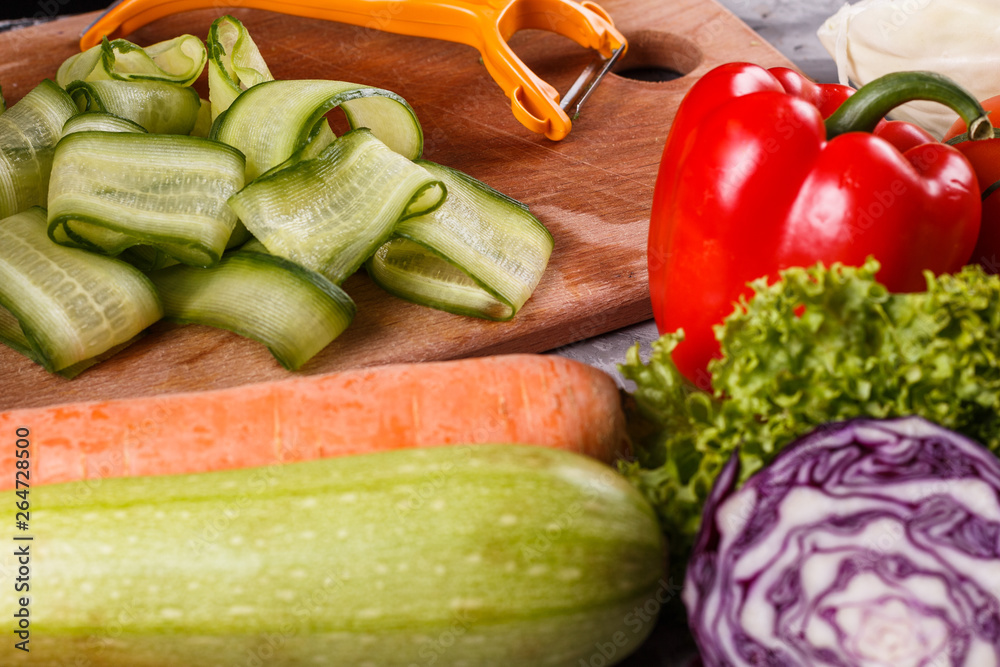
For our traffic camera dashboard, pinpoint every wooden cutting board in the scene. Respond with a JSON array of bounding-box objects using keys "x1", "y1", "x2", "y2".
[{"x1": 0, "y1": 0, "x2": 793, "y2": 409}]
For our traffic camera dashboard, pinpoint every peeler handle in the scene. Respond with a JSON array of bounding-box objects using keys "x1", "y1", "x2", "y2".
[
  {"x1": 81, "y1": 0, "x2": 627, "y2": 140},
  {"x1": 482, "y1": 0, "x2": 627, "y2": 140}
]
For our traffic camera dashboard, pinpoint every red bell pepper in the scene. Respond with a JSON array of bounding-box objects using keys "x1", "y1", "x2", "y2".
[
  {"x1": 944, "y1": 95, "x2": 1000, "y2": 274},
  {"x1": 648, "y1": 63, "x2": 990, "y2": 385}
]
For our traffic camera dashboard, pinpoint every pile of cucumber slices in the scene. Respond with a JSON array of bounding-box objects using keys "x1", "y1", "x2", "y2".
[{"x1": 0, "y1": 16, "x2": 553, "y2": 375}]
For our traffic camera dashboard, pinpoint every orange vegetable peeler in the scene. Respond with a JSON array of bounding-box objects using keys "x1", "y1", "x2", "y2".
[{"x1": 80, "y1": 0, "x2": 628, "y2": 141}]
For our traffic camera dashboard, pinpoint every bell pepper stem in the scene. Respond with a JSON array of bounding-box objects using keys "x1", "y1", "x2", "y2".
[
  {"x1": 982, "y1": 178, "x2": 1000, "y2": 202},
  {"x1": 946, "y1": 127, "x2": 1000, "y2": 145},
  {"x1": 825, "y1": 71, "x2": 992, "y2": 141}
]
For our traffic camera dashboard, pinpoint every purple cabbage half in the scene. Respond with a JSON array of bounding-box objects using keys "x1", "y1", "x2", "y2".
[{"x1": 685, "y1": 416, "x2": 1000, "y2": 667}]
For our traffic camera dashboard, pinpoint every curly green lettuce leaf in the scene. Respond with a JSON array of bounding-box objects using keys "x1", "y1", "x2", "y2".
[{"x1": 621, "y1": 258, "x2": 1000, "y2": 561}]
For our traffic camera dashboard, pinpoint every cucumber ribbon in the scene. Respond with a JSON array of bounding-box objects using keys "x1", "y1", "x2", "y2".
[
  {"x1": 56, "y1": 34, "x2": 207, "y2": 88},
  {"x1": 211, "y1": 79, "x2": 423, "y2": 180},
  {"x1": 47, "y1": 131, "x2": 246, "y2": 267},
  {"x1": 0, "y1": 207, "x2": 162, "y2": 373},
  {"x1": 206, "y1": 15, "x2": 273, "y2": 120},
  {"x1": 0, "y1": 21, "x2": 553, "y2": 375},
  {"x1": 148, "y1": 242, "x2": 356, "y2": 371},
  {"x1": 228, "y1": 128, "x2": 444, "y2": 284},
  {"x1": 369, "y1": 160, "x2": 553, "y2": 321},
  {"x1": 67, "y1": 80, "x2": 202, "y2": 135},
  {"x1": 0, "y1": 80, "x2": 78, "y2": 219}
]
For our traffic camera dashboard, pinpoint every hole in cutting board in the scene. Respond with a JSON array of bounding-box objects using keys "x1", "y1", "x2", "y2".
[
  {"x1": 616, "y1": 66, "x2": 683, "y2": 82},
  {"x1": 611, "y1": 30, "x2": 702, "y2": 83}
]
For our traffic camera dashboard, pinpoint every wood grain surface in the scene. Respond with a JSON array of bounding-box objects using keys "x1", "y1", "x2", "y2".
[{"x1": 0, "y1": 0, "x2": 794, "y2": 409}]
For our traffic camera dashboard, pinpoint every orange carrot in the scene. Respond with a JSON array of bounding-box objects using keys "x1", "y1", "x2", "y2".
[{"x1": 0, "y1": 354, "x2": 629, "y2": 489}]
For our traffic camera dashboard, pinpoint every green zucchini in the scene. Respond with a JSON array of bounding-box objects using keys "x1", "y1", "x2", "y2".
[
  {"x1": 368, "y1": 160, "x2": 554, "y2": 321},
  {"x1": 47, "y1": 131, "x2": 246, "y2": 267},
  {"x1": 0, "y1": 207, "x2": 162, "y2": 372},
  {"x1": 148, "y1": 244, "x2": 356, "y2": 370},
  {"x1": 67, "y1": 79, "x2": 202, "y2": 135},
  {"x1": 56, "y1": 34, "x2": 206, "y2": 87},
  {"x1": 10, "y1": 445, "x2": 664, "y2": 666},
  {"x1": 228, "y1": 127, "x2": 444, "y2": 284},
  {"x1": 211, "y1": 78, "x2": 423, "y2": 180},
  {"x1": 0, "y1": 79, "x2": 78, "y2": 219}
]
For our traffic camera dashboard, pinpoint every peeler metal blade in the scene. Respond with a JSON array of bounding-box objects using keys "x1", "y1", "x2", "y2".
[
  {"x1": 559, "y1": 43, "x2": 626, "y2": 121},
  {"x1": 81, "y1": 0, "x2": 130, "y2": 38}
]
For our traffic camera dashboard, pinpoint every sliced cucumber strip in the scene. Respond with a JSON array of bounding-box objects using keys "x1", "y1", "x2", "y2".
[
  {"x1": 0, "y1": 80, "x2": 78, "y2": 219},
  {"x1": 0, "y1": 302, "x2": 31, "y2": 360},
  {"x1": 120, "y1": 246, "x2": 179, "y2": 271},
  {"x1": 226, "y1": 220, "x2": 252, "y2": 248},
  {"x1": 57, "y1": 43, "x2": 105, "y2": 87},
  {"x1": 207, "y1": 15, "x2": 273, "y2": 120},
  {"x1": 55, "y1": 336, "x2": 147, "y2": 379},
  {"x1": 203, "y1": 17, "x2": 340, "y2": 163},
  {"x1": 148, "y1": 246, "x2": 356, "y2": 370},
  {"x1": 0, "y1": 302, "x2": 100, "y2": 378},
  {"x1": 190, "y1": 98, "x2": 213, "y2": 137},
  {"x1": 61, "y1": 111, "x2": 147, "y2": 136},
  {"x1": 67, "y1": 80, "x2": 201, "y2": 135},
  {"x1": 123, "y1": 225, "x2": 242, "y2": 270},
  {"x1": 229, "y1": 128, "x2": 444, "y2": 284},
  {"x1": 296, "y1": 116, "x2": 337, "y2": 163},
  {"x1": 211, "y1": 79, "x2": 423, "y2": 180},
  {"x1": 0, "y1": 300, "x2": 145, "y2": 378},
  {"x1": 368, "y1": 239, "x2": 510, "y2": 320},
  {"x1": 368, "y1": 161, "x2": 553, "y2": 321},
  {"x1": 0, "y1": 207, "x2": 162, "y2": 372},
  {"x1": 57, "y1": 35, "x2": 206, "y2": 87},
  {"x1": 48, "y1": 131, "x2": 246, "y2": 267}
]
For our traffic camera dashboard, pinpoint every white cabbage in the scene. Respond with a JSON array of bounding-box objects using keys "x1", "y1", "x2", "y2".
[{"x1": 818, "y1": 0, "x2": 1000, "y2": 137}]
